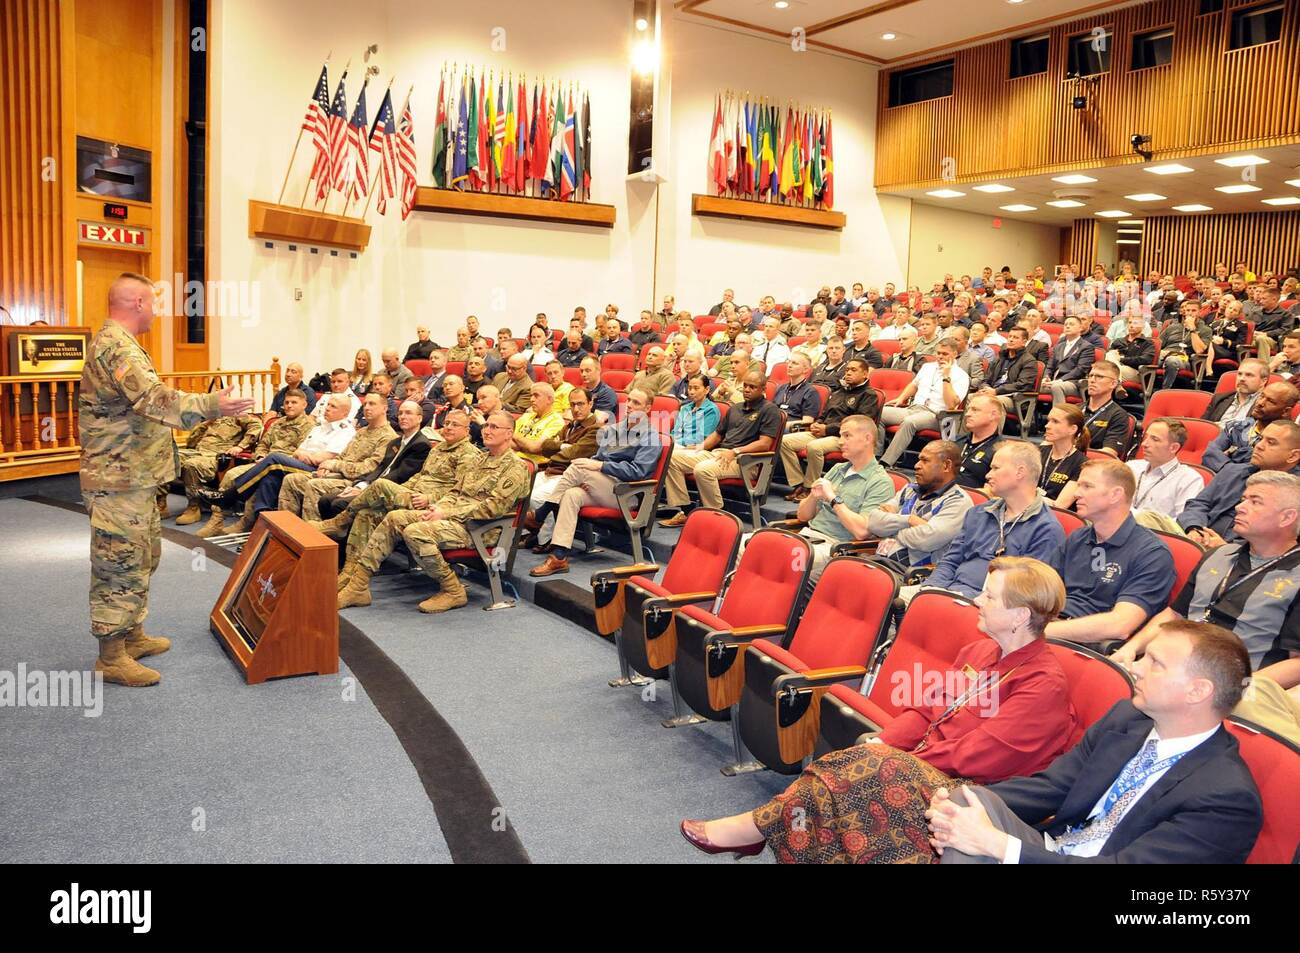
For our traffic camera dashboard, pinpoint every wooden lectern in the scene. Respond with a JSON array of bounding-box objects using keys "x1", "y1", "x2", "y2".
[{"x1": 209, "y1": 511, "x2": 339, "y2": 684}]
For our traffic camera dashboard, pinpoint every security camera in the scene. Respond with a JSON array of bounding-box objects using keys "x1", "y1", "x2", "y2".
[{"x1": 1130, "y1": 134, "x2": 1152, "y2": 160}]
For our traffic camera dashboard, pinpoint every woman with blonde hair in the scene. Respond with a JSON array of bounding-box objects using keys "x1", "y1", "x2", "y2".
[
  {"x1": 351, "y1": 348, "x2": 374, "y2": 398},
  {"x1": 681, "y1": 556, "x2": 1078, "y2": 863}
]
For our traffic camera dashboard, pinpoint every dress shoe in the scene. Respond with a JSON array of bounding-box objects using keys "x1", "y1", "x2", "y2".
[
  {"x1": 679, "y1": 820, "x2": 765, "y2": 858},
  {"x1": 519, "y1": 531, "x2": 540, "y2": 550},
  {"x1": 530, "y1": 541, "x2": 552, "y2": 555},
  {"x1": 784, "y1": 486, "x2": 810, "y2": 502},
  {"x1": 659, "y1": 511, "x2": 688, "y2": 528},
  {"x1": 529, "y1": 554, "x2": 569, "y2": 577}
]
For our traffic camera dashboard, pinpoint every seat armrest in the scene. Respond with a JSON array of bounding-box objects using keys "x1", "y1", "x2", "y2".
[
  {"x1": 591, "y1": 564, "x2": 661, "y2": 587},
  {"x1": 830, "y1": 539, "x2": 878, "y2": 557},
  {"x1": 613, "y1": 479, "x2": 657, "y2": 494},
  {"x1": 706, "y1": 623, "x2": 790, "y2": 652},
  {"x1": 773, "y1": 665, "x2": 869, "y2": 694},
  {"x1": 767, "y1": 518, "x2": 807, "y2": 529}
]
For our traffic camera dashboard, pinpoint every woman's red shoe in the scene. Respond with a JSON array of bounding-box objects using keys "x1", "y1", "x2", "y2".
[{"x1": 680, "y1": 820, "x2": 766, "y2": 858}]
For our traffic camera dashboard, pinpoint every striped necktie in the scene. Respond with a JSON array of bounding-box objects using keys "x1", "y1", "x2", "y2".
[{"x1": 1054, "y1": 739, "x2": 1160, "y2": 852}]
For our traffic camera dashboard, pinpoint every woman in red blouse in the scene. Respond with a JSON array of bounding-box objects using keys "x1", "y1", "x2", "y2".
[{"x1": 681, "y1": 556, "x2": 1079, "y2": 863}]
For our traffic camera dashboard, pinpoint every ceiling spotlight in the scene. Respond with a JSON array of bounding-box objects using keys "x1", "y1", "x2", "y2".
[
  {"x1": 881, "y1": 32, "x2": 897, "y2": 40},
  {"x1": 1052, "y1": 174, "x2": 1097, "y2": 185},
  {"x1": 1145, "y1": 163, "x2": 1194, "y2": 175},
  {"x1": 1116, "y1": 239, "x2": 1142, "y2": 245},
  {"x1": 635, "y1": 17, "x2": 648, "y2": 30},
  {"x1": 1215, "y1": 155, "x2": 1269, "y2": 167},
  {"x1": 1117, "y1": 220, "x2": 1144, "y2": 225},
  {"x1": 1095, "y1": 210, "x2": 1130, "y2": 217},
  {"x1": 1124, "y1": 193, "x2": 1166, "y2": 202},
  {"x1": 774, "y1": 1, "x2": 789, "y2": 8},
  {"x1": 926, "y1": 189, "x2": 964, "y2": 198},
  {"x1": 999, "y1": 204, "x2": 1037, "y2": 212},
  {"x1": 1215, "y1": 184, "x2": 1261, "y2": 194},
  {"x1": 1046, "y1": 199, "x2": 1086, "y2": 208},
  {"x1": 1172, "y1": 204, "x2": 1212, "y2": 212},
  {"x1": 1263, "y1": 197, "x2": 1300, "y2": 206},
  {"x1": 973, "y1": 184, "x2": 1015, "y2": 193}
]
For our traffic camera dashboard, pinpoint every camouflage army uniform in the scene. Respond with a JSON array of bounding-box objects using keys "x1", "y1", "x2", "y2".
[
  {"x1": 446, "y1": 346, "x2": 473, "y2": 363},
  {"x1": 178, "y1": 414, "x2": 263, "y2": 501},
  {"x1": 278, "y1": 420, "x2": 395, "y2": 519},
  {"x1": 218, "y1": 413, "x2": 315, "y2": 493},
  {"x1": 348, "y1": 437, "x2": 483, "y2": 570},
  {"x1": 400, "y1": 449, "x2": 530, "y2": 584},
  {"x1": 80, "y1": 321, "x2": 220, "y2": 641}
]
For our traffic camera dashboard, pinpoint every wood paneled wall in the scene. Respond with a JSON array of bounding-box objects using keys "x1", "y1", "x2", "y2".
[
  {"x1": 0, "y1": 0, "x2": 67, "y2": 325},
  {"x1": 1066, "y1": 218, "x2": 1100, "y2": 272},
  {"x1": 876, "y1": 0, "x2": 1300, "y2": 190},
  {"x1": 1140, "y1": 210, "x2": 1300, "y2": 275}
]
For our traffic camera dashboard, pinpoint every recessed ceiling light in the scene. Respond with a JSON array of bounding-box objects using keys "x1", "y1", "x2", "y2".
[
  {"x1": 1287, "y1": 179, "x2": 1300, "y2": 189},
  {"x1": 1052, "y1": 174, "x2": 1097, "y2": 185},
  {"x1": 881, "y1": 32, "x2": 897, "y2": 40},
  {"x1": 999, "y1": 204, "x2": 1037, "y2": 212},
  {"x1": 926, "y1": 189, "x2": 964, "y2": 198},
  {"x1": 1215, "y1": 155, "x2": 1269, "y2": 167},
  {"x1": 1215, "y1": 184, "x2": 1261, "y2": 194},
  {"x1": 1144, "y1": 163, "x2": 1194, "y2": 175},
  {"x1": 1007, "y1": 0, "x2": 1026, "y2": 4},
  {"x1": 635, "y1": 16, "x2": 648, "y2": 30},
  {"x1": 774, "y1": 1, "x2": 789, "y2": 8},
  {"x1": 1095, "y1": 210, "x2": 1130, "y2": 217},
  {"x1": 973, "y1": 184, "x2": 1015, "y2": 193},
  {"x1": 1124, "y1": 193, "x2": 1166, "y2": 202},
  {"x1": 1118, "y1": 220, "x2": 1144, "y2": 225},
  {"x1": 1046, "y1": 199, "x2": 1086, "y2": 208},
  {"x1": 1263, "y1": 197, "x2": 1300, "y2": 206},
  {"x1": 1172, "y1": 204, "x2": 1212, "y2": 212},
  {"x1": 1117, "y1": 228, "x2": 1143, "y2": 235},
  {"x1": 1116, "y1": 239, "x2": 1142, "y2": 245}
]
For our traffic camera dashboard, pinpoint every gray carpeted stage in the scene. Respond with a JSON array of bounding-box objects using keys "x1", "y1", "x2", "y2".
[{"x1": 0, "y1": 493, "x2": 787, "y2": 864}]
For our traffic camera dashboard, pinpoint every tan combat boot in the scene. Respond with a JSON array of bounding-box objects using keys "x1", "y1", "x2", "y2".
[
  {"x1": 337, "y1": 567, "x2": 373, "y2": 609},
  {"x1": 222, "y1": 501, "x2": 255, "y2": 534},
  {"x1": 337, "y1": 558, "x2": 358, "y2": 591},
  {"x1": 125, "y1": 625, "x2": 171, "y2": 659},
  {"x1": 95, "y1": 636, "x2": 161, "y2": 687},
  {"x1": 418, "y1": 566, "x2": 468, "y2": 614},
  {"x1": 195, "y1": 507, "x2": 225, "y2": 538},
  {"x1": 174, "y1": 504, "x2": 203, "y2": 525},
  {"x1": 311, "y1": 513, "x2": 352, "y2": 539}
]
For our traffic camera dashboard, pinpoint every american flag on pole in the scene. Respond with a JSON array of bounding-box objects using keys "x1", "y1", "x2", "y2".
[
  {"x1": 303, "y1": 64, "x2": 331, "y2": 186},
  {"x1": 368, "y1": 88, "x2": 400, "y2": 214},
  {"x1": 321, "y1": 71, "x2": 349, "y2": 200},
  {"x1": 342, "y1": 82, "x2": 370, "y2": 202},
  {"x1": 397, "y1": 99, "x2": 417, "y2": 220}
]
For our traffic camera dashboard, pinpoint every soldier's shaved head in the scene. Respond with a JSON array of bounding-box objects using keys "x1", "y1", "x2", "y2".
[{"x1": 107, "y1": 273, "x2": 157, "y2": 331}]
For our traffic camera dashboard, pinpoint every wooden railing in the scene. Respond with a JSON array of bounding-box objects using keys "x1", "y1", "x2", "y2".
[{"x1": 0, "y1": 359, "x2": 282, "y2": 482}]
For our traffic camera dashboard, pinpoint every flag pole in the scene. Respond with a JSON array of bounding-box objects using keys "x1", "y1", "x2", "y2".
[
  {"x1": 303, "y1": 57, "x2": 350, "y2": 211},
  {"x1": 361, "y1": 77, "x2": 398, "y2": 220},
  {"x1": 278, "y1": 53, "x2": 330, "y2": 205}
]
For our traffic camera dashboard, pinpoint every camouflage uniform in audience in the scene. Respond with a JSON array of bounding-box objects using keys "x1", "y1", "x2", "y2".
[
  {"x1": 176, "y1": 414, "x2": 263, "y2": 516},
  {"x1": 277, "y1": 419, "x2": 396, "y2": 519}
]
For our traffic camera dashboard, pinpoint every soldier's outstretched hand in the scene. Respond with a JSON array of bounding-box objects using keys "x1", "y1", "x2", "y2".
[{"x1": 217, "y1": 385, "x2": 256, "y2": 417}]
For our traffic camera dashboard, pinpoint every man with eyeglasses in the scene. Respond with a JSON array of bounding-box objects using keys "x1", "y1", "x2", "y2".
[{"x1": 1078, "y1": 360, "x2": 1134, "y2": 458}]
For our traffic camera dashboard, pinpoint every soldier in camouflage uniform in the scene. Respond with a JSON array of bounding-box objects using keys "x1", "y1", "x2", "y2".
[
  {"x1": 196, "y1": 389, "x2": 316, "y2": 537},
  {"x1": 339, "y1": 411, "x2": 529, "y2": 613},
  {"x1": 278, "y1": 393, "x2": 395, "y2": 519},
  {"x1": 323, "y1": 409, "x2": 480, "y2": 593},
  {"x1": 174, "y1": 413, "x2": 263, "y2": 524},
  {"x1": 80, "y1": 273, "x2": 254, "y2": 686}
]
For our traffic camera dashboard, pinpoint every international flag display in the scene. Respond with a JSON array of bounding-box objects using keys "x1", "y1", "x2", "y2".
[
  {"x1": 302, "y1": 63, "x2": 331, "y2": 188},
  {"x1": 708, "y1": 92, "x2": 834, "y2": 210},
  {"x1": 368, "y1": 88, "x2": 400, "y2": 214}
]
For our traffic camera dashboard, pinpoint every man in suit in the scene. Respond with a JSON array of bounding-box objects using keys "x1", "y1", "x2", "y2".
[
  {"x1": 1039, "y1": 315, "x2": 1095, "y2": 407},
  {"x1": 311, "y1": 400, "x2": 434, "y2": 521},
  {"x1": 928, "y1": 620, "x2": 1262, "y2": 864},
  {"x1": 1204, "y1": 358, "x2": 1267, "y2": 425}
]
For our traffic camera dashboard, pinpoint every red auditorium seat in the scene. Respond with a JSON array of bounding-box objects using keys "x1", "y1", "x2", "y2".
[
  {"x1": 1043, "y1": 640, "x2": 1134, "y2": 748},
  {"x1": 962, "y1": 487, "x2": 989, "y2": 505},
  {"x1": 602, "y1": 370, "x2": 634, "y2": 393},
  {"x1": 445, "y1": 361, "x2": 465, "y2": 379},
  {"x1": 816, "y1": 590, "x2": 983, "y2": 751},
  {"x1": 404, "y1": 359, "x2": 432, "y2": 378},
  {"x1": 648, "y1": 396, "x2": 679, "y2": 432},
  {"x1": 768, "y1": 362, "x2": 789, "y2": 385},
  {"x1": 665, "y1": 528, "x2": 812, "y2": 728},
  {"x1": 873, "y1": 339, "x2": 901, "y2": 361},
  {"x1": 887, "y1": 469, "x2": 910, "y2": 493},
  {"x1": 1153, "y1": 530, "x2": 1205, "y2": 608},
  {"x1": 1225, "y1": 719, "x2": 1300, "y2": 864},
  {"x1": 436, "y1": 462, "x2": 536, "y2": 610},
  {"x1": 1132, "y1": 416, "x2": 1219, "y2": 466},
  {"x1": 1050, "y1": 505, "x2": 1089, "y2": 537},
  {"x1": 590, "y1": 508, "x2": 743, "y2": 687},
  {"x1": 600, "y1": 353, "x2": 636, "y2": 373},
  {"x1": 577, "y1": 435, "x2": 673, "y2": 565},
  {"x1": 731, "y1": 558, "x2": 900, "y2": 774},
  {"x1": 868, "y1": 368, "x2": 914, "y2": 404},
  {"x1": 1143, "y1": 389, "x2": 1212, "y2": 427},
  {"x1": 1189, "y1": 463, "x2": 1213, "y2": 487}
]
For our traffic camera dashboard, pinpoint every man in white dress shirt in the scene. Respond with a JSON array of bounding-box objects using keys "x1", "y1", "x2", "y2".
[
  {"x1": 879, "y1": 339, "x2": 970, "y2": 467},
  {"x1": 1126, "y1": 418, "x2": 1207, "y2": 521}
]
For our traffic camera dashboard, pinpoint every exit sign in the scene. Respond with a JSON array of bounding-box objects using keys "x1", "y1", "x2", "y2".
[
  {"x1": 103, "y1": 202, "x2": 128, "y2": 220},
  {"x1": 78, "y1": 220, "x2": 149, "y2": 250}
]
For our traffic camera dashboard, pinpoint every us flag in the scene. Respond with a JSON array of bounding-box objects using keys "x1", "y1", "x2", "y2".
[
  {"x1": 397, "y1": 101, "x2": 417, "y2": 220},
  {"x1": 321, "y1": 71, "x2": 349, "y2": 200},
  {"x1": 343, "y1": 82, "x2": 370, "y2": 202},
  {"x1": 368, "y1": 89, "x2": 400, "y2": 214},
  {"x1": 302, "y1": 64, "x2": 331, "y2": 185}
]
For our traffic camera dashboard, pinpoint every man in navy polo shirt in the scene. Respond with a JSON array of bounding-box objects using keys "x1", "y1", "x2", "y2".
[
  {"x1": 579, "y1": 356, "x2": 619, "y2": 421},
  {"x1": 1044, "y1": 457, "x2": 1174, "y2": 646},
  {"x1": 772, "y1": 354, "x2": 821, "y2": 431}
]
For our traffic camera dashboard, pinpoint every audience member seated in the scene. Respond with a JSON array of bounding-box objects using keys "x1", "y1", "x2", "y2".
[
  {"x1": 267, "y1": 361, "x2": 317, "y2": 417},
  {"x1": 312, "y1": 368, "x2": 362, "y2": 422},
  {"x1": 1248, "y1": 285, "x2": 1293, "y2": 360},
  {"x1": 567, "y1": 315, "x2": 594, "y2": 353},
  {"x1": 889, "y1": 328, "x2": 924, "y2": 373},
  {"x1": 420, "y1": 350, "x2": 448, "y2": 401},
  {"x1": 750, "y1": 316, "x2": 790, "y2": 367},
  {"x1": 668, "y1": 351, "x2": 710, "y2": 401},
  {"x1": 1106, "y1": 313, "x2": 1155, "y2": 385},
  {"x1": 400, "y1": 376, "x2": 438, "y2": 427},
  {"x1": 523, "y1": 387, "x2": 600, "y2": 521},
  {"x1": 707, "y1": 315, "x2": 743, "y2": 355},
  {"x1": 380, "y1": 348, "x2": 414, "y2": 392},
  {"x1": 628, "y1": 311, "x2": 663, "y2": 348},
  {"x1": 430, "y1": 374, "x2": 474, "y2": 431},
  {"x1": 1040, "y1": 315, "x2": 1094, "y2": 407},
  {"x1": 880, "y1": 339, "x2": 969, "y2": 468},
  {"x1": 708, "y1": 333, "x2": 754, "y2": 386},
  {"x1": 670, "y1": 374, "x2": 720, "y2": 451},
  {"x1": 597, "y1": 318, "x2": 632, "y2": 356},
  {"x1": 529, "y1": 390, "x2": 664, "y2": 576},
  {"x1": 1202, "y1": 380, "x2": 1299, "y2": 471},
  {"x1": 1180, "y1": 419, "x2": 1300, "y2": 545},
  {"x1": 781, "y1": 358, "x2": 876, "y2": 502},
  {"x1": 928, "y1": 620, "x2": 1261, "y2": 864},
  {"x1": 1205, "y1": 298, "x2": 1251, "y2": 369},
  {"x1": 708, "y1": 288, "x2": 734, "y2": 316},
  {"x1": 538, "y1": 361, "x2": 573, "y2": 418},
  {"x1": 278, "y1": 393, "x2": 397, "y2": 519},
  {"x1": 682, "y1": 556, "x2": 1077, "y2": 864},
  {"x1": 792, "y1": 317, "x2": 827, "y2": 366},
  {"x1": 630, "y1": 345, "x2": 675, "y2": 397},
  {"x1": 979, "y1": 326, "x2": 1037, "y2": 413},
  {"x1": 579, "y1": 356, "x2": 618, "y2": 421},
  {"x1": 1268, "y1": 330, "x2": 1300, "y2": 380},
  {"x1": 947, "y1": 326, "x2": 985, "y2": 391},
  {"x1": 954, "y1": 394, "x2": 1003, "y2": 489},
  {"x1": 174, "y1": 411, "x2": 263, "y2": 525},
  {"x1": 1156, "y1": 300, "x2": 1212, "y2": 390},
  {"x1": 362, "y1": 373, "x2": 399, "y2": 429},
  {"x1": 557, "y1": 330, "x2": 590, "y2": 368},
  {"x1": 869, "y1": 439, "x2": 972, "y2": 571},
  {"x1": 811, "y1": 336, "x2": 847, "y2": 387},
  {"x1": 772, "y1": 354, "x2": 820, "y2": 430},
  {"x1": 873, "y1": 304, "x2": 912, "y2": 341},
  {"x1": 1073, "y1": 361, "x2": 1132, "y2": 457},
  {"x1": 913, "y1": 314, "x2": 945, "y2": 358},
  {"x1": 350, "y1": 349, "x2": 375, "y2": 398},
  {"x1": 660, "y1": 370, "x2": 781, "y2": 527},
  {"x1": 1205, "y1": 358, "x2": 1265, "y2": 424},
  {"x1": 403, "y1": 326, "x2": 438, "y2": 362},
  {"x1": 445, "y1": 326, "x2": 474, "y2": 363},
  {"x1": 520, "y1": 323, "x2": 555, "y2": 368},
  {"x1": 1126, "y1": 418, "x2": 1206, "y2": 524},
  {"x1": 194, "y1": 388, "x2": 316, "y2": 537},
  {"x1": 510, "y1": 382, "x2": 566, "y2": 465},
  {"x1": 845, "y1": 319, "x2": 884, "y2": 369},
  {"x1": 493, "y1": 354, "x2": 535, "y2": 413},
  {"x1": 1038, "y1": 405, "x2": 1089, "y2": 506},
  {"x1": 479, "y1": 335, "x2": 505, "y2": 378},
  {"x1": 1042, "y1": 458, "x2": 1174, "y2": 646},
  {"x1": 914, "y1": 440, "x2": 1066, "y2": 601}
]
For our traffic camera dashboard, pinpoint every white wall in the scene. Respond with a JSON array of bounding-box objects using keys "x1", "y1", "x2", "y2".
[
  {"x1": 208, "y1": 0, "x2": 911, "y2": 373},
  {"x1": 906, "y1": 201, "x2": 1062, "y2": 286}
]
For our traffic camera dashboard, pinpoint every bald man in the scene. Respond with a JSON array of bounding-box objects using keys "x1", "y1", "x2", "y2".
[{"x1": 268, "y1": 361, "x2": 317, "y2": 417}]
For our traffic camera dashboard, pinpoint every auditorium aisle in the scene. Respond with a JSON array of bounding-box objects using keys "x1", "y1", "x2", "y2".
[{"x1": 1, "y1": 497, "x2": 786, "y2": 864}]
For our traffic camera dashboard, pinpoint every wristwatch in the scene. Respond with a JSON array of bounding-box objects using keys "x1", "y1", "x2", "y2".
[{"x1": 831, "y1": 496, "x2": 845, "y2": 508}]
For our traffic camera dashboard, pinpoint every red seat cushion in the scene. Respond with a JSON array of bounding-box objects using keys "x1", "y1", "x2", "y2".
[
  {"x1": 579, "y1": 506, "x2": 623, "y2": 521},
  {"x1": 750, "y1": 638, "x2": 807, "y2": 672},
  {"x1": 828, "y1": 683, "x2": 896, "y2": 728}
]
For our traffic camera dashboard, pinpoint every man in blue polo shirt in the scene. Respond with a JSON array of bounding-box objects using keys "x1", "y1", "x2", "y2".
[
  {"x1": 579, "y1": 356, "x2": 619, "y2": 421},
  {"x1": 772, "y1": 354, "x2": 821, "y2": 431},
  {"x1": 1044, "y1": 458, "x2": 1174, "y2": 645}
]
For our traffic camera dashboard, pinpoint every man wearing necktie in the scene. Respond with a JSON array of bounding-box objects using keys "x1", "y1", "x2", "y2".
[{"x1": 927, "y1": 620, "x2": 1262, "y2": 864}]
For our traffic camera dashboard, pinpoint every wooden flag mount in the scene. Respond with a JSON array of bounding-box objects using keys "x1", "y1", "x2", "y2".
[
  {"x1": 413, "y1": 187, "x2": 615, "y2": 229},
  {"x1": 691, "y1": 193, "x2": 846, "y2": 231},
  {"x1": 248, "y1": 199, "x2": 374, "y2": 253}
]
